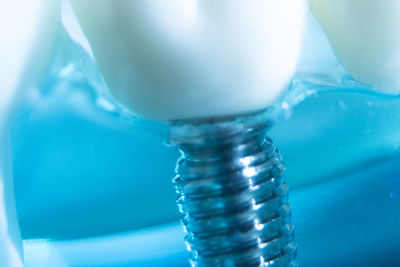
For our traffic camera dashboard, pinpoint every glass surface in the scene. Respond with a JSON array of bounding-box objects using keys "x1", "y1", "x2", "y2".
[{"x1": 14, "y1": 2, "x2": 400, "y2": 266}]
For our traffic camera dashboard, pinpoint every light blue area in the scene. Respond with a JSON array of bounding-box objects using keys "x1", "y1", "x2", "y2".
[
  {"x1": 23, "y1": 155, "x2": 400, "y2": 266},
  {"x1": 11, "y1": 2, "x2": 400, "y2": 266}
]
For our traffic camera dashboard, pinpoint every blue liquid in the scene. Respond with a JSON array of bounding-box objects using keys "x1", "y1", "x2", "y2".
[{"x1": 16, "y1": 4, "x2": 400, "y2": 266}]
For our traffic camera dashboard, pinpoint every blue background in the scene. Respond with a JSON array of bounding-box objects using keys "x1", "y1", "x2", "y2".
[{"x1": 13, "y1": 2, "x2": 400, "y2": 266}]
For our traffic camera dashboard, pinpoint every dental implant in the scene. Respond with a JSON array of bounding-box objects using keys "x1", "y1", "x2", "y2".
[
  {"x1": 70, "y1": 0, "x2": 306, "y2": 265},
  {"x1": 168, "y1": 109, "x2": 297, "y2": 266}
]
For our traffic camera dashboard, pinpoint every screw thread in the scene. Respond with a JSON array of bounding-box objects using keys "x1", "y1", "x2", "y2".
[{"x1": 169, "y1": 111, "x2": 297, "y2": 267}]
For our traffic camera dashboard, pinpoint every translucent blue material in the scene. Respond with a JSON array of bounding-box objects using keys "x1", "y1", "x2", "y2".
[{"x1": 13, "y1": 3, "x2": 400, "y2": 266}]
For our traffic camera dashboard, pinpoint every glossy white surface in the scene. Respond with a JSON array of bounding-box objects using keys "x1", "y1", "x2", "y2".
[
  {"x1": 71, "y1": 0, "x2": 306, "y2": 120},
  {"x1": 0, "y1": 0, "x2": 59, "y2": 118},
  {"x1": 309, "y1": 0, "x2": 400, "y2": 93},
  {"x1": 0, "y1": 1, "x2": 60, "y2": 266}
]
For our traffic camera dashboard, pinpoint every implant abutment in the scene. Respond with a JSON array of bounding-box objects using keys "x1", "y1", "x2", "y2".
[{"x1": 168, "y1": 112, "x2": 297, "y2": 266}]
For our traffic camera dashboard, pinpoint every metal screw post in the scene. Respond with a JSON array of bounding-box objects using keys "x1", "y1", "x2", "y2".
[{"x1": 168, "y1": 110, "x2": 297, "y2": 267}]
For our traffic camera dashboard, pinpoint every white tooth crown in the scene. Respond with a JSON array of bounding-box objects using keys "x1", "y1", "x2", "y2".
[
  {"x1": 0, "y1": 0, "x2": 60, "y2": 117},
  {"x1": 309, "y1": 0, "x2": 400, "y2": 93},
  {"x1": 0, "y1": 1, "x2": 60, "y2": 266},
  {"x1": 71, "y1": 0, "x2": 306, "y2": 121}
]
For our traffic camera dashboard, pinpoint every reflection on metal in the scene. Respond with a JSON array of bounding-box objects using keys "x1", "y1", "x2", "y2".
[{"x1": 169, "y1": 109, "x2": 297, "y2": 266}]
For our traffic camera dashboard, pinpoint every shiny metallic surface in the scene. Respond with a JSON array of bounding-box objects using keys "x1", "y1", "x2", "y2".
[{"x1": 168, "y1": 110, "x2": 297, "y2": 266}]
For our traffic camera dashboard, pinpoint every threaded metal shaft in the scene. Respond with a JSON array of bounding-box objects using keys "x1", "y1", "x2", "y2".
[{"x1": 168, "y1": 111, "x2": 297, "y2": 267}]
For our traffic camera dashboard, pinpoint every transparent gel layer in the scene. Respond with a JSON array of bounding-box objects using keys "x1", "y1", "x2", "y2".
[{"x1": 11, "y1": 3, "x2": 400, "y2": 267}]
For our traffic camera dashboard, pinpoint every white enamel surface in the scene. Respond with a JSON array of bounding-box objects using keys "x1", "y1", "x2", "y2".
[
  {"x1": 309, "y1": 0, "x2": 400, "y2": 93},
  {"x1": 0, "y1": 0, "x2": 59, "y2": 118},
  {"x1": 0, "y1": 1, "x2": 60, "y2": 266},
  {"x1": 71, "y1": 0, "x2": 306, "y2": 121}
]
